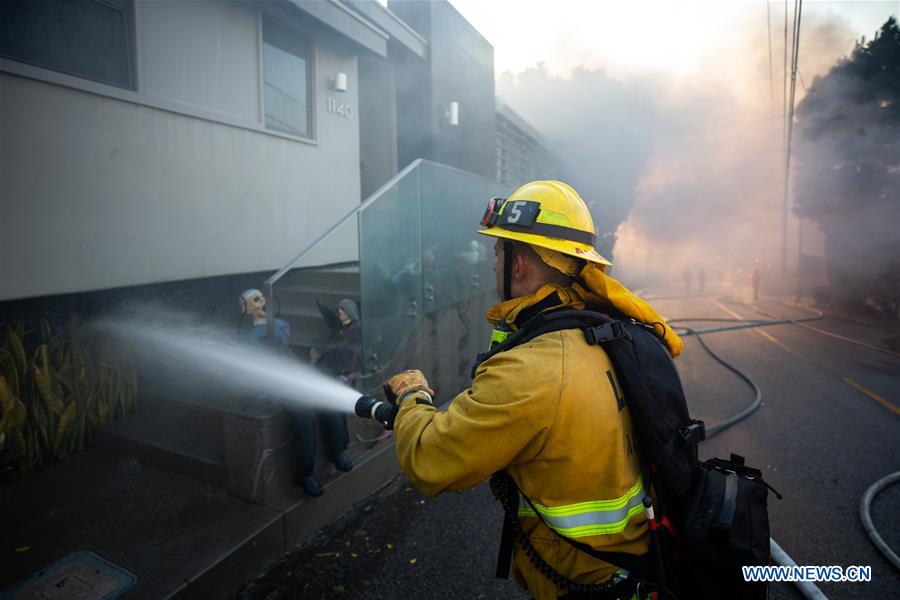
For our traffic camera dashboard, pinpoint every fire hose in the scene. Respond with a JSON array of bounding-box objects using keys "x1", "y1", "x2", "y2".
[{"x1": 670, "y1": 303, "x2": 900, "y2": 596}]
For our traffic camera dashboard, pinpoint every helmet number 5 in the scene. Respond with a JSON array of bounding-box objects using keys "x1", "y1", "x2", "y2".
[{"x1": 507, "y1": 201, "x2": 525, "y2": 224}]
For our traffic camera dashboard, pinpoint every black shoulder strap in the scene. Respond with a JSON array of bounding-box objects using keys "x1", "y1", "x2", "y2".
[{"x1": 475, "y1": 309, "x2": 627, "y2": 371}]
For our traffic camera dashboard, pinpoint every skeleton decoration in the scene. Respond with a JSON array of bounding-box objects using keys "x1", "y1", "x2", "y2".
[
  {"x1": 240, "y1": 288, "x2": 290, "y2": 348},
  {"x1": 240, "y1": 288, "x2": 267, "y2": 324}
]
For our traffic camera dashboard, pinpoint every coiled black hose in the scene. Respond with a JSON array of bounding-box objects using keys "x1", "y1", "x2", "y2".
[{"x1": 667, "y1": 306, "x2": 823, "y2": 437}]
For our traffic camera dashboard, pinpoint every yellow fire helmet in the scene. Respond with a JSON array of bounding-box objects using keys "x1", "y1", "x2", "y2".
[{"x1": 478, "y1": 180, "x2": 612, "y2": 267}]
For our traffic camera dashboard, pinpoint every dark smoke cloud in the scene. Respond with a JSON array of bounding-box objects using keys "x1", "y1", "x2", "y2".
[{"x1": 793, "y1": 16, "x2": 900, "y2": 310}]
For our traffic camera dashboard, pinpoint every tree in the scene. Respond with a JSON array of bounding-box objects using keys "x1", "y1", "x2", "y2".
[{"x1": 794, "y1": 17, "x2": 899, "y2": 314}]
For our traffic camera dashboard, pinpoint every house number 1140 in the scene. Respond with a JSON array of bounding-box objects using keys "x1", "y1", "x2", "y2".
[{"x1": 326, "y1": 97, "x2": 353, "y2": 119}]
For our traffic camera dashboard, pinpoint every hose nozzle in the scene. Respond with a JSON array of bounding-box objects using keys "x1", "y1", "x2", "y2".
[{"x1": 355, "y1": 394, "x2": 397, "y2": 430}]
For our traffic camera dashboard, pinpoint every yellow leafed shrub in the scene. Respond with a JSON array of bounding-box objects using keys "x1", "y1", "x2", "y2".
[{"x1": 0, "y1": 316, "x2": 137, "y2": 477}]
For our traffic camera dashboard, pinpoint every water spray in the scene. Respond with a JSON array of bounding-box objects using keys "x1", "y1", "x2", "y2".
[
  {"x1": 354, "y1": 395, "x2": 397, "y2": 430},
  {"x1": 92, "y1": 308, "x2": 362, "y2": 415},
  {"x1": 93, "y1": 307, "x2": 406, "y2": 433}
]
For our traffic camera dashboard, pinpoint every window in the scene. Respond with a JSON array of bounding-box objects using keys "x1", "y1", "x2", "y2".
[
  {"x1": 262, "y1": 15, "x2": 311, "y2": 138},
  {"x1": 0, "y1": 0, "x2": 133, "y2": 89}
]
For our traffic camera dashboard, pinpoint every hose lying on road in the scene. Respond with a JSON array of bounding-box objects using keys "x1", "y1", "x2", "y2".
[
  {"x1": 665, "y1": 304, "x2": 900, "y2": 597},
  {"x1": 757, "y1": 300, "x2": 900, "y2": 359},
  {"x1": 671, "y1": 303, "x2": 900, "y2": 576},
  {"x1": 677, "y1": 327, "x2": 763, "y2": 439},
  {"x1": 667, "y1": 309, "x2": 822, "y2": 438},
  {"x1": 733, "y1": 301, "x2": 900, "y2": 575},
  {"x1": 860, "y1": 471, "x2": 900, "y2": 571},
  {"x1": 769, "y1": 538, "x2": 830, "y2": 600}
]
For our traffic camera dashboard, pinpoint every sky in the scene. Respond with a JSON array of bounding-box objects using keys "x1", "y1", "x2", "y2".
[
  {"x1": 449, "y1": 0, "x2": 897, "y2": 79},
  {"x1": 439, "y1": 0, "x2": 898, "y2": 289}
]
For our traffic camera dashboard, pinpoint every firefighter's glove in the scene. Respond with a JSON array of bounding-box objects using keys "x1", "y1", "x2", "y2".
[{"x1": 383, "y1": 369, "x2": 434, "y2": 408}]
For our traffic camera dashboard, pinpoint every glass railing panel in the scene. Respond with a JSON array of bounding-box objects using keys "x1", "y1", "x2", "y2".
[
  {"x1": 266, "y1": 209, "x2": 362, "y2": 388},
  {"x1": 270, "y1": 220, "x2": 386, "y2": 462},
  {"x1": 270, "y1": 213, "x2": 359, "y2": 367},
  {"x1": 419, "y1": 163, "x2": 512, "y2": 313},
  {"x1": 358, "y1": 167, "x2": 423, "y2": 373}
]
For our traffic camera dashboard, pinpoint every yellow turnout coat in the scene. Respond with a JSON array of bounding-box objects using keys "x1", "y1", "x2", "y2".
[{"x1": 394, "y1": 276, "x2": 678, "y2": 598}]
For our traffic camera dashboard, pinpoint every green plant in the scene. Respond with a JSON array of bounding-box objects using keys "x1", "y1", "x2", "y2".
[{"x1": 0, "y1": 316, "x2": 137, "y2": 477}]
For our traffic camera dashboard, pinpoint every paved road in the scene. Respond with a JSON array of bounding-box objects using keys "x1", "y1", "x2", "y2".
[
  {"x1": 239, "y1": 293, "x2": 900, "y2": 600},
  {"x1": 660, "y1": 294, "x2": 900, "y2": 600}
]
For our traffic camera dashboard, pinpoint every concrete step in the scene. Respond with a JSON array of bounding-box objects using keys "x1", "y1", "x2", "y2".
[
  {"x1": 278, "y1": 264, "x2": 360, "y2": 292},
  {"x1": 287, "y1": 327, "x2": 333, "y2": 348},
  {"x1": 279, "y1": 314, "x2": 336, "y2": 345},
  {"x1": 278, "y1": 300, "x2": 360, "y2": 322},
  {"x1": 275, "y1": 289, "x2": 360, "y2": 313},
  {"x1": 277, "y1": 278, "x2": 360, "y2": 295},
  {"x1": 95, "y1": 395, "x2": 227, "y2": 488},
  {"x1": 272, "y1": 263, "x2": 361, "y2": 357}
]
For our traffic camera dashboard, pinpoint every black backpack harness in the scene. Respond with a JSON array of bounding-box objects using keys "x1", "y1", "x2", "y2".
[{"x1": 474, "y1": 307, "x2": 777, "y2": 600}]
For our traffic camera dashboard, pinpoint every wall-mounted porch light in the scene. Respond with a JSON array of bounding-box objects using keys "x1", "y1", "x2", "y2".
[
  {"x1": 332, "y1": 72, "x2": 348, "y2": 92},
  {"x1": 447, "y1": 101, "x2": 459, "y2": 126}
]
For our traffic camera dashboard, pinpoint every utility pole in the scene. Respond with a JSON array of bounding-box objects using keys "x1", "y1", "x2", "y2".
[
  {"x1": 782, "y1": 0, "x2": 802, "y2": 275},
  {"x1": 766, "y1": 1, "x2": 775, "y2": 117},
  {"x1": 783, "y1": 0, "x2": 788, "y2": 153}
]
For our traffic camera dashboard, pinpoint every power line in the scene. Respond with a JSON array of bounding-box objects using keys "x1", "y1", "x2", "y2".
[
  {"x1": 766, "y1": 1, "x2": 775, "y2": 117},
  {"x1": 781, "y1": 0, "x2": 802, "y2": 274},
  {"x1": 783, "y1": 0, "x2": 788, "y2": 128},
  {"x1": 780, "y1": 0, "x2": 788, "y2": 275}
]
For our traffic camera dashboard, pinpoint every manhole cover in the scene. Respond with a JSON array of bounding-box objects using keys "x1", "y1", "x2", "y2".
[{"x1": 3, "y1": 550, "x2": 137, "y2": 600}]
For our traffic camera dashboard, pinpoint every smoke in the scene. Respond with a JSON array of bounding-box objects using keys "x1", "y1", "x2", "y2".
[
  {"x1": 793, "y1": 16, "x2": 900, "y2": 310},
  {"x1": 497, "y1": 65, "x2": 659, "y2": 259},
  {"x1": 496, "y1": 7, "x2": 875, "y2": 292}
]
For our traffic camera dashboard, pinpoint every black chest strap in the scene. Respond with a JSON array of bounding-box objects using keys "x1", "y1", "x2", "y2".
[{"x1": 473, "y1": 309, "x2": 627, "y2": 377}]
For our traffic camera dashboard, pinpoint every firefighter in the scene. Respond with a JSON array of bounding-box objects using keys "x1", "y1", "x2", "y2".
[
  {"x1": 752, "y1": 268, "x2": 761, "y2": 302},
  {"x1": 386, "y1": 181, "x2": 682, "y2": 599}
]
